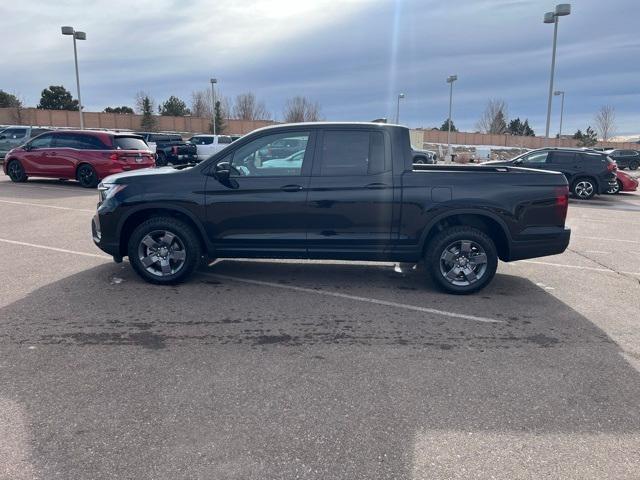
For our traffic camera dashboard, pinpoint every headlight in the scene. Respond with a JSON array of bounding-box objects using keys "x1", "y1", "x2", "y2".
[{"x1": 97, "y1": 182, "x2": 126, "y2": 202}]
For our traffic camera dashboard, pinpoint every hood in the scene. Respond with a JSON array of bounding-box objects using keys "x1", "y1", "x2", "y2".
[{"x1": 102, "y1": 166, "x2": 188, "y2": 184}]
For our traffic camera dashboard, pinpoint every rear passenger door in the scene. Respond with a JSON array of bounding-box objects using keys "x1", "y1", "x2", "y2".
[
  {"x1": 547, "y1": 151, "x2": 577, "y2": 183},
  {"x1": 306, "y1": 128, "x2": 393, "y2": 259}
]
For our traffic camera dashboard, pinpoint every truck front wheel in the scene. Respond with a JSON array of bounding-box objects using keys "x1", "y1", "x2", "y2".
[{"x1": 425, "y1": 226, "x2": 498, "y2": 294}]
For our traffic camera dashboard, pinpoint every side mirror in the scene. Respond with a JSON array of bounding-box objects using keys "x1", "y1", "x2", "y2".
[
  {"x1": 23, "y1": 143, "x2": 33, "y2": 151},
  {"x1": 214, "y1": 161, "x2": 231, "y2": 182},
  {"x1": 513, "y1": 159, "x2": 522, "y2": 165}
]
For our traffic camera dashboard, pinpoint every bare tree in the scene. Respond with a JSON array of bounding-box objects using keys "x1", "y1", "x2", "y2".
[
  {"x1": 134, "y1": 91, "x2": 155, "y2": 115},
  {"x1": 476, "y1": 99, "x2": 508, "y2": 134},
  {"x1": 190, "y1": 90, "x2": 212, "y2": 118},
  {"x1": 283, "y1": 96, "x2": 323, "y2": 123},
  {"x1": 232, "y1": 92, "x2": 270, "y2": 120},
  {"x1": 594, "y1": 105, "x2": 616, "y2": 141}
]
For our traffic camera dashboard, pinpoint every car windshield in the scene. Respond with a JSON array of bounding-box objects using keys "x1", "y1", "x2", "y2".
[{"x1": 113, "y1": 136, "x2": 149, "y2": 150}]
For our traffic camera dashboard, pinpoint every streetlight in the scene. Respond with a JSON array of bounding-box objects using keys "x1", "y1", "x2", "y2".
[
  {"x1": 543, "y1": 4, "x2": 571, "y2": 139},
  {"x1": 210, "y1": 78, "x2": 217, "y2": 135},
  {"x1": 554, "y1": 90, "x2": 565, "y2": 142},
  {"x1": 395, "y1": 93, "x2": 405, "y2": 124},
  {"x1": 61, "y1": 26, "x2": 86, "y2": 130},
  {"x1": 446, "y1": 75, "x2": 458, "y2": 161}
]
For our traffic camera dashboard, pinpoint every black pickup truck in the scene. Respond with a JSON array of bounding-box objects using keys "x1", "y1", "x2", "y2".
[
  {"x1": 92, "y1": 123, "x2": 570, "y2": 294},
  {"x1": 136, "y1": 132, "x2": 198, "y2": 166}
]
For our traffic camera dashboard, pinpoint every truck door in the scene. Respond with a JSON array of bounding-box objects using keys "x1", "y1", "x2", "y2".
[{"x1": 306, "y1": 129, "x2": 393, "y2": 259}]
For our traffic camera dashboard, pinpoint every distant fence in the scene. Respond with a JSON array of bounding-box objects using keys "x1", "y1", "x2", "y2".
[
  {"x1": 418, "y1": 129, "x2": 640, "y2": 150},
  {"x1": 0, "y1": 107, "x2": 277, "y2": 135}
]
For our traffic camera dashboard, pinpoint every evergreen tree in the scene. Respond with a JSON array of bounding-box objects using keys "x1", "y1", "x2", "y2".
[
  {"x1": 0, "y1": 90, "x2": 22, "y2": 108},
  {"x1": 489, "y1": 110, "x2": 507, "y2": 134},
  {"x1": 210, "y1": 100, "x2": 226, "y2": 133},
  {"x1": 159, "y1": 96, "x2": 190, "y2": 116},
  {"x1": 574, "y1": 126, "x2": 597, "y2": 147},
  {"x1": 37, "y1": 85, "x2": 79, "y2": 110},
  {"x1": 104, "y1": 106, "x2": 134, "y2": 114},
  {"x1": 440, "y1": 119, "x2": 457, "y2": 132},
  {"x1": 140, "y1": 96, "x2": 157, "y2": 131}
]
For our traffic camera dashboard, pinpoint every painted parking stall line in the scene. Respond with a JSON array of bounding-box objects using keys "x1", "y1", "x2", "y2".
[
  {"x1": 0, "y1": 199, "x2": 94, "y2": 213},
  {"x1": 0, "y1": 238, "x2": 109, "y2": 259}
]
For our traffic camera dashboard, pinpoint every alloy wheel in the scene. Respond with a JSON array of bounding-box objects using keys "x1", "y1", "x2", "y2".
[
  {"x1": 439, "y1": 240, "x2": 488, "y2": 287},
  {"x1": 607, "y1": 181, "x2": 620, "y2": 194},
  {"x1": 137, "y1": 230, "x2": 187, "y2": 277},
  {"x1": 78, "y1": 166, "x2": 96, "y2": 187},
  {"x1": 574, "y1": 181, "x2": 594, "y2": 199},
  {"x1": 8, "y1": 161, "x2": 22, "y2": 181}
]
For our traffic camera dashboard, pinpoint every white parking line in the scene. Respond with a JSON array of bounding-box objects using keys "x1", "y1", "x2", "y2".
[
  {"x1": 510, "y1": 259, "x2": 640, "y2": 277},
  {"x1": 206, "y1": 273, "x2": 504, "y2": 324},
  {"x1": 574, "y1": 235, "x2": 640, "y2": 245},
  {"x1": 0, "y1": 238, "x2": 109, "y2": 259},
  {"x1": 0, "y1": 199, "x2": 93, "y2": 213}
]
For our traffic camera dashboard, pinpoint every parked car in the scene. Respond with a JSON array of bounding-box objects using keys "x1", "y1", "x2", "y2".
[
  {"x1": 188, "y1": 134, "x2": 233, "y2": 161},
  {"x1": 607, "y1": 170, "x2": 639, "y2": 194},
  {"x1": 92, "y1": 122, "x2": 570, "y2": 294},
  {"x1": 412, "y1": 149, "x2": 437, "y2": 164},
  {"x1": 136, "y1": 132, "x2": 197, "y2": 166},
  {"x1": 3, "y1": 130, "x2": 155, "y2": 188},
  {"x1": 0, "y1": 126, "x2": 52, "y2": 159},
  {"x1": 487, "y1": 147, "x2": 617, "y2": 200},
  {"x1": 604, "y1": 149, "x2": 640, "y2": 170},
  {"x1": 230, "y1": 135, "x2": 243, "y2": 142},
  {"x1": 258, "y1": 136, "x2": 308, "y2": 160}
]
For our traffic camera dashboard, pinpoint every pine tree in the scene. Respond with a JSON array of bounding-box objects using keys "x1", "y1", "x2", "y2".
[
  {"x1": 210, "y1": 100, "x2": 226, "y2": 134},
  {"x1": 140, "y1": 96, "x2": 157, "y2": 131},
  {"x1": 440, "y1": 119, "x2": 457, "y2": 132}
]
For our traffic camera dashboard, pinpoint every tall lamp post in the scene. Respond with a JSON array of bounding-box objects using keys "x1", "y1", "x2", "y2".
[
  {"x1": 61, "y1": 26, "x2": 86, "y2": 129},
  {"x1": 395, "y1": 93, "x2": 405, "y2": 124},
  {"x1": 543, "y1": 4, "x2": 571, "y2": 139},
  {"x1": 554, "y1": 90, "x2": 565, "y2": 143},
  {"x1": 210, "y1": 78, "x2": 217, "y2": 135},
  {"x1": 446, "y1": 75, "x2": 458, "y2": 161}
]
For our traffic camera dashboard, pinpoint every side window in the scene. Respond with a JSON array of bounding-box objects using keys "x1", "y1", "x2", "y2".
[
  {"x1": 218, "y1": 136, "x2": 232, "y2": 144},
  {"x1": 522, "y1": 151, "x2": 549, "y2": 164},
  {"x1": 77, "y1": 134, "x2": 106, "y2": 149},
  {"x1": 319, "y1": 131, "x2": 387, "y2": 176},
  {"x1": 230, "y1": 132, "x2": 310, "y2": 177},
  {"x1": 551, "y1": 152, "x2": 576, "y2": 164},
  {"x1": 29, "y1": 133, "x2": 53, "y2": 149},
  {"x1": 4, "y1": 128, "x2": 27, "y2": 139},
  {"x1": 201, "y1": 137, "x2": 214, "y2": 145}
]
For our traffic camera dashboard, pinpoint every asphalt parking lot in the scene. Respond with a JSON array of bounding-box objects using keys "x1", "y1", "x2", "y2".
[{"x1": 1, "y1": 174, "x2": 639, "y2": 479}]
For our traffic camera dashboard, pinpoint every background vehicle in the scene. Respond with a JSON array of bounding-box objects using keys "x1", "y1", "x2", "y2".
[
  {"x1": 92, "y1": 123, "x2": 570, "y2": 294},
  {"x1": 605, "y1": 149, "x2": 640, "y2": 170},
  {"x1": 412, "y1": 149, "x2": 437, "y2": 164},
  {"x1": 3, "y1": 130, "x2": 154, "y2": 188},
  {"x1": 136, "y1": 132, "x2": 197, "y2": 166},
  {"x1": 188, "y1": 134, "x2": 233, "y2": 160},
  {"x1": 488, "y1": 147, "x2": 617, "y2": 199},
  {"x1": 258, "y1": 136, "x2": 307, "y2": 160},
  {"x1": 0, "y1": 126, "x2": 52, "y2": 159},
  {"x1": 607, "y1": 169, "x2": 639, "y2": 194}
]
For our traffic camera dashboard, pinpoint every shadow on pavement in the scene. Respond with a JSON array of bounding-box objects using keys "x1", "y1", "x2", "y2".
[{"x1": 0, "y1": 261, "x2": 639, "y2": 478}]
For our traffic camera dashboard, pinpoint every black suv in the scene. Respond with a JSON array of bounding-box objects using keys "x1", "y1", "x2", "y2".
[
  {"x1": 488, "y1": 148, "x2": 617, "y2": 200},
  {"x1": 605, "y1": 149, "x2": 640, "y2": 170}
]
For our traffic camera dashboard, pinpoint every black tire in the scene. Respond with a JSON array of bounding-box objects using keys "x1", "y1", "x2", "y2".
[
  {"x1": 76, "y1": 164, "x2": 98, "y2": 188},
  {"x1": 629, "y1": 160, "x2": 639, "y2": 171},
  {"x1": 607, "y1": 180, "x2": 622, "y2": 194},
  {"x1": 127, "y1": 216, "x2": 202, "y2": 285},
  {"x1": 425, "y1": 226, "x2": 498, "y2": 295},
  {"x1": 6, "y1": 159, "x2": 28, "y2": 182},
  {"x1": 571, "y1": 177, "x2": 596, "y2": 200},
  {"x1": 156, "y1": 152, "x2": 168, "y2": 167}
]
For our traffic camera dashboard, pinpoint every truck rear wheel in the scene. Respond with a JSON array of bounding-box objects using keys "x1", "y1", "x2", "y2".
[{"x1": 425, "y1": 226, "x2": 498, "y2": 294}]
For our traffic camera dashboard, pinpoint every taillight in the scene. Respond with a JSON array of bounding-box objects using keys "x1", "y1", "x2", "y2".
[
  {"x1": 109, "y1": 153, "x2": 125, "y2": 162},
  {"x1": 556, "y1": 186, "x2": 569, "y2": 223},
  {"x1": 172, "y1": 146, "x2": 178, "y2": 155}
]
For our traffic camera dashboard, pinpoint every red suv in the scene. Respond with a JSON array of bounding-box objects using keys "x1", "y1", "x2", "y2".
[{"x1": 3, "y1": 130, "x2": 155, "y2": 188}]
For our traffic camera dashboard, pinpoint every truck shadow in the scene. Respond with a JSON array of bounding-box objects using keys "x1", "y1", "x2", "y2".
[{"x1": 0, "y1": 261, "x2": 639, "y2": 478}]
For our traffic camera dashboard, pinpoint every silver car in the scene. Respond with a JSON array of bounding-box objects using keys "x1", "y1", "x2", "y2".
[{"x1": 0, "y1": 126, "x2": 52, "y2": 159}]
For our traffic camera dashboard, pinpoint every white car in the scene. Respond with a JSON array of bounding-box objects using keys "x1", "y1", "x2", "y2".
[{"x1": 188, "y1": 134, "x2": 233, "y2": 160}]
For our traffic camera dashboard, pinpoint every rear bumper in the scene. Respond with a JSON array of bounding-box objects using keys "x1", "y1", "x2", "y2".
[{"x1": 506, "y1": 227, "x2": 571, "y2": 262}]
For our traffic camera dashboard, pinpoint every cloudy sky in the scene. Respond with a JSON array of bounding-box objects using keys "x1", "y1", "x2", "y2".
[{"x1": 2, "y1": 0, "x2": 639, "y2": 136}]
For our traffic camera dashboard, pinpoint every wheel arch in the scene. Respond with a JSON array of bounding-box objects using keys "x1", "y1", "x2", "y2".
[
  {"x1": 420, "y1": 210, "x2": 511, "y2": 261},
  {"x1": 117, "y1": 205, "x2": 211, "y2": 258}
]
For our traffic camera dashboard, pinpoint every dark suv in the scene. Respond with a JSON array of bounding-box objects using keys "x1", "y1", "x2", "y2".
[
  {"x1": 488, "y1": 148, "x2": 617, "y2": 200},
  {"x1": 605, "y1": 149, "x2": 640, "y2": 170}
]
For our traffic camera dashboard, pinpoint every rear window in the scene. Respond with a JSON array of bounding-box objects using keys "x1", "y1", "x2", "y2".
[
  {"x1": 218, "y1": 136, "x2": 233, "y2": 144},
  {"x1": 167, "y1": 135, "x2": 182, "y2": 142},
  {"x1": 114, "y1": 136, "x2": 149, "y2": 150},
  {"x1": 319, "y1": 131, "x2": 387, "y2": 176}
]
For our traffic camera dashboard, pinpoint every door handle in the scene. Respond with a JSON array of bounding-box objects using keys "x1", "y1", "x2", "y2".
[
  {"x1": 365, "y1": 183, "x2": 389, "y2": 190},
  {"x1": 280, "y1": 184, "x2": 303, "y2": 192}
]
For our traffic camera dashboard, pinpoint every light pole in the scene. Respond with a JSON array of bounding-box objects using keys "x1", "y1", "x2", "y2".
[
  {"x1": 61, "y1": 26, "x2": 86, "y2": 129},
  {"x1": 446, "y1": 75, "x2": 457, "y2": 161},
  {"x1": 210, "y1": 78, "x2": 217, "y2": 135},
  {"x1": 544, "y1": 4, "x2": 571, "y2": 139},
  {"x1": 554, "y1": 90, "x2": 565, "y2": 143},
  {"x1": 395, "y1": 93, "x2": 405, "y2": 124}
]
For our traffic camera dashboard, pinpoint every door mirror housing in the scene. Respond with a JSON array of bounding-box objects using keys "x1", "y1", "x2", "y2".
[
  {"x1": 23, "y1": 143, "x2": 33, "y2": 151},
  {"x1": 214, "y1": 161, "x2": 231, "y2": 182}
]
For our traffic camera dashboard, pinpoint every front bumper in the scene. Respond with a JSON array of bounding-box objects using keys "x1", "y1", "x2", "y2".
[
  {"x1": 92, "y1": 213, "x2": 120, "y2": 258},
  {"x1": 506, "y1": 227, "x2": 571, "y2": 262}
]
